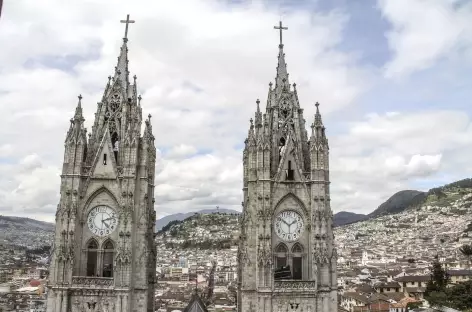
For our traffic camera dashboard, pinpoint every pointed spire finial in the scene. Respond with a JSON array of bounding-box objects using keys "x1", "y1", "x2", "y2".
[
  {"x1": 314, "y1": 102, "x2": 323, "y2": 127},
  {"x1": 138, "y1": 94, "x2": 142, "y2": 105},
  {"x1": 133, "y1": 75, "x2": 137, "y2": 84},
  {"x1": 120, "y1": 14, "x2": 135, "y2": 42},
  {"x1": 73, "y1": 95, "x2": 84, "y2": 121},
  {"x1": 274, "y1": 21, "x2": 288, "y2": 46},
  {"x1": 148, "y1": 114, "x2": 152, "y2": 122}
]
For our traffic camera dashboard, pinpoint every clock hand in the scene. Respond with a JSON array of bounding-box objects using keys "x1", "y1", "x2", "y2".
[
  {"x1": 102, "y1": 221, "x2": 110, "y2": 229},
  {"x1": 103, "y1": 217, "x2": 114, "y2": 222}
]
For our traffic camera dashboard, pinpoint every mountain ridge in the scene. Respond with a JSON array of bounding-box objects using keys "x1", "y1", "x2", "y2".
[
  {"x1": 3, "y1": 177, "x2": 472, "y2": 241},
  {"x1": 155, "y1": 208, "x2": 240, "y2": 230}
]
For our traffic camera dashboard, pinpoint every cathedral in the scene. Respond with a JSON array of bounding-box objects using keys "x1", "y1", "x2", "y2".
[
  {"x1": 46, "y1": 15, "x2": 337, "y2": 312},
  {"x1": 46, "y1": 15, "x2": 157, "y2": 312},
  {"x1": 237, "y1": 22, "x2": 338, "y2": 311}
]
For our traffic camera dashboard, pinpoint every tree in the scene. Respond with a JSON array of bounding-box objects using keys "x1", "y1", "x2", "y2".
[
  {"x1": 406, "y1": 301, "x2": 421, "y2": 311},
  {"x1": 460, "y1": 244, "x2": 472, "y2": 272},
  {"x1": 426, "y1": 255, "x2": 449, "y2": 294}
]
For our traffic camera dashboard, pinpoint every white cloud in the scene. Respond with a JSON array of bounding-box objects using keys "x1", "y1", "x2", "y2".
[
  {"x1": 378, "y1": 0, "x2": 472, "y2": 78},
  {"x1": 0, "y1": 0, "x2": 373, "y2": 221},
  {"x1": 165, "y1": 144, "x2": 198, "y2": 159},
  {"x1": 1, "y1": 0, "x2": 472, "y2": 222},
  {"x1": 330, "y1": 110, "x2": 472, "y2": 213}
]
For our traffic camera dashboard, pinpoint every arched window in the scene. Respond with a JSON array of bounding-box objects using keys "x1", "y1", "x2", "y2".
[
  {"x1": 292, "y1": 243, "x2": 304, "y2": 280},
  {"x1": 102, "y1": 240, "x2": 114, "y2": 278},
  {"x1": 274, "y1": 243, "x2": 290, "y2": 280},
  {"x1": 275, "y1": 243, "x2": 288, "y2": 269},
  {"x1": 286, "y1": 160, "x2": 294, "y2": 180},
  {"x1": 111, "y1": 132, "x2": 119, "y2": 163},
  {"x1": 292, "y1": 243, "x2": 303, "y2": 253},
  {"x1": 86, "y1": 240, "x2": 98, "y2": 277}
]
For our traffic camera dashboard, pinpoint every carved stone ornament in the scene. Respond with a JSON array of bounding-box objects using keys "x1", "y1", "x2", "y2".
[
  {"x1": 139, "y1": 245, "x2": 148, "y2": 266},
  {"x1": 257, "y1": 243, "x2": 272, "y2": 267},
  {"x1": 237, "y1": 247, "x2": 251, "y2": 266},
  {"x1": 320, "y1": 245, "x2": 329, "y2": 264},
  {"x1": 72, "y1": 276, "x2": 113, "y2": 287},
  {"x1": 100, "y1": 299, "x2": 115, "y2": 312},
  {"x1": 256, "y1": 206, "x2": 272, "y2": 221},
  {"x1": 239, "y1": 208, "x2": 251, "y2": 230},
  {"x1": 273, "y1": 280, "x2": 317, "y2": 292},
  {"x1": 331, "y1": 247, "x2": 338, "y2": 260},
  {"x1": 115, "y1": 248, "x2": 132, "y2": 266}
]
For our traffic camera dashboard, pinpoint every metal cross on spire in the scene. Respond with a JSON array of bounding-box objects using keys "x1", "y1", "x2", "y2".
[
  {"x1": 120, "y1": 14, "x2": 135, "y2": 41},
  {"x1": 274, "y1": 21, "x2": 288, "y2": 46}
]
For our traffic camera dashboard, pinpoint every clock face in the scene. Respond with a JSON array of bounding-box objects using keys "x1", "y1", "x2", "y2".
[
  {"x1": 275, "y1": 210, "x2": 304, "y2": 242},
  {"x1": 87, "y1": 206, "x2": 118, "y2": 237}
]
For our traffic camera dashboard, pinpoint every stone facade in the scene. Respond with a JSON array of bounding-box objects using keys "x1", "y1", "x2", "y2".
[
  {"x1": 46, "y1": 30, "x2": 157, "y2": 312},
  {"x1": 237, "y1": 24, "x2": 338, "y2": 311}
]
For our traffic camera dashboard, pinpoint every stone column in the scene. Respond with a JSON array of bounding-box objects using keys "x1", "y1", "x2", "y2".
[
  {"x1": 115, "y1": 294, "x2": 122, "y2": 312},
  {"x1": 61, "y1": 291, "x2": 68, "y2": 312},
  {"x1": 55, "y1": 291, "x2": 62, "y2": 312}
]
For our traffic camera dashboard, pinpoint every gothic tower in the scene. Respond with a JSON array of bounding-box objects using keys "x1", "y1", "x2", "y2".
[
  {"x1": 46, "y1": 15, "x2": 157, "y2": 312},
  {"x1": 238, "y1": 22, "x2": 337, "y2": 312}
]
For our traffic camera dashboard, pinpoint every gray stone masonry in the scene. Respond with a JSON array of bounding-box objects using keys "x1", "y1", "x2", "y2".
[
  {"x1": 237, "y1": 21, "x2": 338, "y2": 312},
  {"x1": 46, "y1": 23, "x2": 157, "y2": 312}
]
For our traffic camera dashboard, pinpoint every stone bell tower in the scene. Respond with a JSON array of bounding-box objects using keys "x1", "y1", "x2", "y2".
[
  {"x1": 237, "y1": 21, "x2": 338, "y2": 312},
  {"x1": 46, "y1": 15, "x2": 157, "y2": 312}
]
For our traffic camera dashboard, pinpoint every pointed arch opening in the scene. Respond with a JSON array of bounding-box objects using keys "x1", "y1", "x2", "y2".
[
  {"x1": 286, "y1": 160, "x2": 294, "y2": 180},
  {"x1": 111, "y1": 132, "x2": 119, "y2": 163},
  {"x1": 278, "y1": 137, "x2": 286, "y2": 164},
  {"x1": 292, "y1": 243, "x2": 303, "y2": 253},
  {"x1": 102, "y1": 240, "x2": 115, "y2": 278},
  {"x1": 86, "y1": 239, "x2": 98, "y2": 276},
  {"x1": 273, "y1": 193, "x2": 309, "y2": 219},
  {"x1": 81, "y1": 187, "x2": 119, "y2": 221},
  {"x1": 292, "y1": 243, "x2": 304, "y2": 280},
  {"x1": 275, "y1": 244, "x2": 288, "y2": 266},
  {"x1": 274, "y1": 243, "x2": 289, "y2": 280}
]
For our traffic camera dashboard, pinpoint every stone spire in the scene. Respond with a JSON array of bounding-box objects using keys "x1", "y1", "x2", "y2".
[
  {"x1": 143, "y1": 113, "x2": 155, "y2": 142},
  {"x1": 254, "y1": 99, "x2": 262, "y2": 129},
  {"x1": 112, "y1": 38, "x2": 130, "y2": 95},
  {"x1": 311, "y1": 102, "x2": 327, "y2": 143},
  {"x1": 65, "y1": 95, "x2": 87, "y2": 145},
  {"x1": 73, "y1": 94, "x2": 84, "y2": 122},
  {"x1": 105, "y1": 14, "x2": 135, "y2": 99},
  {"x1": 273, "y1": 21, "x2": 289, "y2": 92},
  {"x1": 275, "y1": 44, "x2": 289, "y2": 90}
]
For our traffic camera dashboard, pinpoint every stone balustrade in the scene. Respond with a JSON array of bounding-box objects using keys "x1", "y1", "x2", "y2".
[
  {"x1": 71, "y1": 276, "x2": 114, "y2": 287},
  {"x1": 273, "y1": 280, "x2": 317, "y2": 292}
]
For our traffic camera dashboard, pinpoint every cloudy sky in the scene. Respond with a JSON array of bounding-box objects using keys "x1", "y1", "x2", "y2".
[{"x1": 1, "y1": 0, "x2": 472, "y2": 223}]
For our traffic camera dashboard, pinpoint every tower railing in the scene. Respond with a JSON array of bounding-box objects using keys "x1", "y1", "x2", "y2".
[
  {"x1": 273, "y1": 280, "x2": 317, "y2": 292},
  {"x1": 71, "y1": 276, "x2": 114, "y2": 287}
]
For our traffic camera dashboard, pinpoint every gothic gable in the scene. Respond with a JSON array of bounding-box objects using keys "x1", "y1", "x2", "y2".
[
  {"x1": 183, "y1": 294, "x2": 208, "y2": 312},
  {"x1": 90, "y1": 130, "x2": 118, "y2": 180},
  {"x1": 81, "y1": 187, "x2": 119, "y2": 219},
  {"x1": 274, "y1": 132, "x2": 305, "y2": 183},
  {"x1": 273, "y1": 193, "x2": 308, "y2": 219}
]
